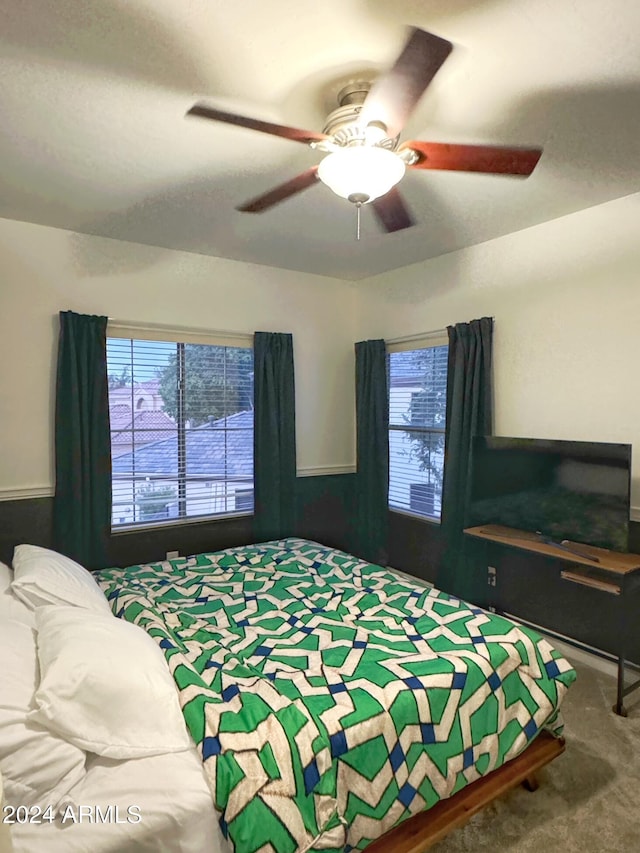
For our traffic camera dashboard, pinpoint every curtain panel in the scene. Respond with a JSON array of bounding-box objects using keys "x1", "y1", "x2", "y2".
[
  {"x1": 53, "y1": 310, "x2": 112, "y2": 569},
  {"x1": 253, "y1": 331, "x2": 297, "y2": 542},
  {"x1": 355, "y1": 339, "x2": 389, "y2": 565},
  {"x1": 438, "y1": 316, "x2": 493, "y2": 601}
]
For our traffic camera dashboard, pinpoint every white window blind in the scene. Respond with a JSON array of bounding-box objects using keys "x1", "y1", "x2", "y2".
[
  {"x1": 388, "y1": 343, "x2": 448, "y2": 520},
  {"x1": 107, "y1": 334, "x2": 254, "y2": 529}
]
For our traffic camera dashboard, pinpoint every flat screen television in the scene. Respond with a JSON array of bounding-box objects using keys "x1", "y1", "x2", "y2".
[{"x1": 468, "y1": 436, "x2": 632, "y2": 552}]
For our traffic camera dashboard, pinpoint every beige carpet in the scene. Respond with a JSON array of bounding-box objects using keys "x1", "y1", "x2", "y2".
[{"x1": 430, "y1": 656, "x2": 640, "y2": 853}]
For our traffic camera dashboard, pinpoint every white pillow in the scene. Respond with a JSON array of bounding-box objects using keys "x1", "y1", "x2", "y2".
[
  {"x1": 0, "y1": 618, "x2": 86, "y2": 810},
  {"x1": 11, "y1": 544, "x2": 111, "y2": 612},
  {"x1": 0, "y1": 560, "x2": 36, "y2": 627},
  {"x1": 32, "y1": 606, "x2": 192, "y2": 760}
]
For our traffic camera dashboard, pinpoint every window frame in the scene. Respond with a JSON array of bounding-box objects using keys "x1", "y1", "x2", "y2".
[
  {"x1": 387, "y1": 332, "x2": 449, "y2": 523},
  {"x1": 107, "y1": 322, "x2": 254, "y2": 533}
]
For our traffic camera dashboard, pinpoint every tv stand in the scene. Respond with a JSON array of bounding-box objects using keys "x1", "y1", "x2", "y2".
[{"x1": 464, "y1": 524, "x2": 640, "y2": 716}]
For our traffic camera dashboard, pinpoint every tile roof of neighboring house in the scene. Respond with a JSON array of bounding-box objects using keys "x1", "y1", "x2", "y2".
[
  {"x1": 109, "y1": 403, "x2": 134, "y2": 431},
  {"x1": 108, "y1": 379, "x2": 162, "y2": 408},
  {"x1": 111, "y1": 410, "x2": 253, "y2": 478},
  {"x1": 111, "y1": 409, "x2": 177, "y2": 445}
]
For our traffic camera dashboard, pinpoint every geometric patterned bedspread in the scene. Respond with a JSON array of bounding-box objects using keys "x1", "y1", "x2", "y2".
[{"x1": 95, "y1": 538, "x2": 576, "y2": 853}]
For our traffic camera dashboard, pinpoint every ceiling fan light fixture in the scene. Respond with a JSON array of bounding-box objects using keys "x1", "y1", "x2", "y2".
[{"x1": 317, "y1": 146, "x2": 406, "y2": 204}]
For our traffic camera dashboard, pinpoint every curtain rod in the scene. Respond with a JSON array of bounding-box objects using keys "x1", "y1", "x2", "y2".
[
  {"x1": 385, "y1": 329, "x2": 447, "y2": 345},
  {"x1": 386, "y1": 316, "x2": 495, "y2": 346}
]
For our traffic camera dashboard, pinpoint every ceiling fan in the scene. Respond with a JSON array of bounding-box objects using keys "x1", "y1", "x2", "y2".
[{"x1": 186, "y1": 27, "x2": 542, "y2": 236}]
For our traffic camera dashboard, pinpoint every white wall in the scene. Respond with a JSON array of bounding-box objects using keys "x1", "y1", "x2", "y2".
[
  {"x1": 0, "y1": 218, "x2": 358, "y2": 496},
  {"x1": 355, "y1": 192, "x2": 640, "y2": 514},
  {"x1": 3, "y1": 192, "x2": 640, "y2": 512}
]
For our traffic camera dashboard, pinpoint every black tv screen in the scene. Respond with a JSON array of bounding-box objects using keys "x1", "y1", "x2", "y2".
[{"x1": 468, "y1": 436, "x2": 632, "y2": 552}]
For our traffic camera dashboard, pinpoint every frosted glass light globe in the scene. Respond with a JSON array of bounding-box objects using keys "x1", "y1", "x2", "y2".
[{"x1": 317, "y1": 146, "x2": 405, "y2": 203}]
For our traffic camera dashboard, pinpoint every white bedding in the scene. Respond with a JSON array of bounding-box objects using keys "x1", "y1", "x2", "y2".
[
  {"x1": 0, "y1": 553, "x2": 231, "y2": 853},
  {"x1": 9, "y1": 748, "x2": 229, "y2": 853}
]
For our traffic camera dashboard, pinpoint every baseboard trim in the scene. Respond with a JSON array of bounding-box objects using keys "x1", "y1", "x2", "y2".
[
  {"x1": 503, "y1": 611, "x2": 639, "y2": 679},
  {"x1": 547, "y1": 636, "x2": 619, "y2": 679}
]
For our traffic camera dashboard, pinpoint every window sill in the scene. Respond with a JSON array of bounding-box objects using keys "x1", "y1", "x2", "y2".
[
  {"x1": 110, "y1": 511, "x2": 253, "y2": 536},
  {"x1": 389, "y1": 508, "x2": 442, "y2": 526}
]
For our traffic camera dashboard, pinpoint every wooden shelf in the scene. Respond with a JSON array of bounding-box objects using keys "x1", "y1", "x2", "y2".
[
  {"x1": 560, "y1": 570, "x2": 621, "y2": 595},
  {"x1": 464, "y1": 524, "x2": 640, "y2": 576}
]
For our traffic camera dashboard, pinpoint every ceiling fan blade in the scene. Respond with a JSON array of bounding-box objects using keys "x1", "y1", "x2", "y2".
[
  {"x1": 371, "y1": 188, "x2": 415, "y2": 233},
  {"x1": 360, "y1": 29, "x2": 453, "y2": 139},
  {"x1": 237, "y1": 167, "x2": 321, "y2": 213},
  {"x1": 187, "y1": 104, "x2": 328, "y2": 146},
  {"x1": 402, "y1": 140, "x2": 543, "y2": 175}
]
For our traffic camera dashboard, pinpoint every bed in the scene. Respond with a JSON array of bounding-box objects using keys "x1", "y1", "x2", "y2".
[
  {"x1": 91, "y1": 537, "x2": 576, "y2": 853},
  {"x1": 0, "y1": 539, "x2": 575, "y2": 852}
]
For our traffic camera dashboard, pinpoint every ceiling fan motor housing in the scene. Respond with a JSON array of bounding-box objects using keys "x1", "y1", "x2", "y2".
[{"x1": 322, "y1": 81, "x2": 397, "y2": 150}]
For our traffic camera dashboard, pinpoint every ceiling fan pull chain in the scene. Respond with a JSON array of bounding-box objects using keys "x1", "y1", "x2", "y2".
[{"x1": 356, "y1": 202, "x2": 361, "y2": 241}]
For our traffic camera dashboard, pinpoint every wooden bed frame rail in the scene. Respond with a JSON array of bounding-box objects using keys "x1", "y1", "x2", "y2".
[{"x1": 366, "y1": 731, "x2": 565, "y2": 853}]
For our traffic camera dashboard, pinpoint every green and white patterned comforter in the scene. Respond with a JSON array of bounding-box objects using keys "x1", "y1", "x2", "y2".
[{"x1": 96, "y1": 538, "x2": 576, "y2": 853}]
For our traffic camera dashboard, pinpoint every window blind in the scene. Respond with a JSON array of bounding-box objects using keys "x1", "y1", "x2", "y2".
[
  {"x1": 388, "y1": 343, "x2": 448, "y2": 520},
  {"x1": 107, "y1": 336, "x2": 254, "y2": 529}
]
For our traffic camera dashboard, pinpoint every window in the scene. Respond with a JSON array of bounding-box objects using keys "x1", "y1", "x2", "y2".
[
  {"x1": 107, "y1": 332, "x2": 253, "y2": 529},
  {"x1": 388, "y1": 341, "x2": 448, "y2": 520}
]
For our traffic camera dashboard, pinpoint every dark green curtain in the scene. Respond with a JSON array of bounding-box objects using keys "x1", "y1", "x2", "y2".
[
  {"x1": 53, "y1": 310, "x2": 111, "y2": 569},
  {"x1": 355, "y1": 339, "x2": 389, "y2": 565},
  {"x1": 253, "y1": 331, "x2": 297, "y2": 542},
  {"x1": 437, "y1": 317, "x2": 493, "y2": 601}
]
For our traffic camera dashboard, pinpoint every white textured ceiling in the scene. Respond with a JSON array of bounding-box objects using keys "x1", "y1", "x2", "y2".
[{"x1": 1, "y1": 0, "x2": 640, "y2": 280}]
